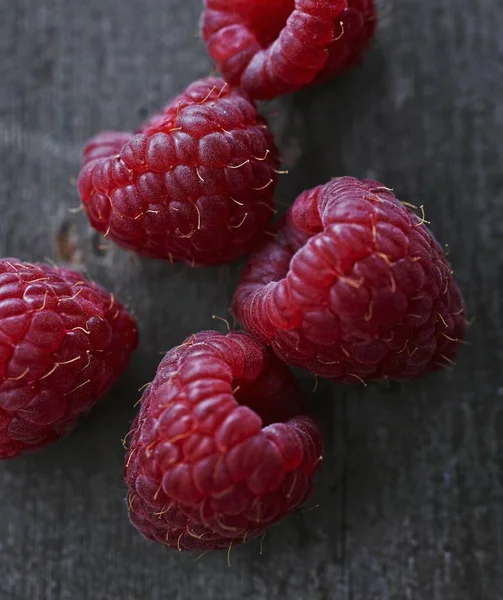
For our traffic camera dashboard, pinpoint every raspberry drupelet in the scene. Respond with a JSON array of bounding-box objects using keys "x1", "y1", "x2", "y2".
[
  {"x1": 78, "y1": 77, "x2": 280, "y2": 266},
  {"x1": 201, "y1": 0, "x2": 377, "y2": 100},
  {"x1": 124, "y1": 330, "x2": 323, "y2": 551},
  {"x1": 233, "y1": 177, "x2": 466, "y2": 384},
  {"x1": 0, "y1": 259, "x2": 138, "y2": 459}
]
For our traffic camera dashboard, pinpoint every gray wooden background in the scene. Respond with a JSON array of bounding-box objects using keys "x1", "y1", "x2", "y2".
[{"x1": 0, "y1": 0, "x2": 502, "y2": 598}]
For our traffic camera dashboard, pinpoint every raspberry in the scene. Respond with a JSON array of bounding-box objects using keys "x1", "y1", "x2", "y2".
[
  {"x1": 201, "y1": 0, "x2": 377, "y2": 100},
  {"x1": 78, "y1": 77, "x2": 280, "y2": 266},
  {"x1": 232, "y1": 177, "x2": 466, "y2": 384},
  {"x1": 0, "y1": 259, "x2": 138, "y2": 459},
  {"x1": 124, "y1": 330, "x2": 323, "y2": 551}
]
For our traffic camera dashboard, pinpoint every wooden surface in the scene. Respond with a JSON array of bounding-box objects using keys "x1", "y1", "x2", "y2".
[{"x1": 0, "y1": 1, "x2": 502, "y2": 598}]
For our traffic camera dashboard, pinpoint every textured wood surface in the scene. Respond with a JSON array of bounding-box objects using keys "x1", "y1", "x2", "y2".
[{"x1": 0, "y1": 1, "x2": 502, "y2": 598}]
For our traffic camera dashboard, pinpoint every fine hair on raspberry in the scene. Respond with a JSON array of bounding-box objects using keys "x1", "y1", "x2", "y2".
[
  {"x1": 78, "y1": 77, "x2": 280, "y2": 266},
  {"x1": 201, "y1": 0, "x2": 377, "y2": 99},
  {"x1": 0, "y1": 259, "x2": 138, "y2": 459},
  {"x1": 124, "y1": 330, "x2": 323, "y2": 551},
  {"x1": 233, "y1": 177, "x2": 466, "y2": 384}
]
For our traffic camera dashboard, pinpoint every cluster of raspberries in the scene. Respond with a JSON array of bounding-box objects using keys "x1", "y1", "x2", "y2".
[{"x1": 1, "y1": 1, "x2": 467, "y2": 555}]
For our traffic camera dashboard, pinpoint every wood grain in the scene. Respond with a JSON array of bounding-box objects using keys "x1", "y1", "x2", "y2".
[{"x1": 0, "y1": 0, "x2": 501, "y2": 598}]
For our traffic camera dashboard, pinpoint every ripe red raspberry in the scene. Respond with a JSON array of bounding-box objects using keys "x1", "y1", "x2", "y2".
[
  {"x1": 201, "y1": 0, "x2": 377, "y2": 100},
  {"x1": 233, "y1": 177, "x2": 466, "y2": 384},
  {"x1": 124, "y1": 330, "x2": 323, "y2": 551},
  {"x1": 0, "y1": 259, "x2": 138, "y2": 459},
  {"x1": 78, "y1": 77, "x2": 280, "y2": 266}
]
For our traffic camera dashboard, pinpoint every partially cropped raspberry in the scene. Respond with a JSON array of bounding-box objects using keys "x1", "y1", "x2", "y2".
[
  {"x1": 0, "y1": 259, "x2": 138, "y2": 459},
  {"x1": 233, "y1": 177, "x2": 466, "y2": 383},
  {"x1": 201, "y1": 0, "x2": 377, "y2": 100},
  {"x1": 78, "y1": 77, "x2": 280, "y2": 266},
  {"x1": 125, "y1": 330, "x2": 322, "y2": 551}
]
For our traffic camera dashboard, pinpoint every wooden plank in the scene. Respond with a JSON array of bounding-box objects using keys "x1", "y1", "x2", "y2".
[{"x1": 0, "y1": 0, "x2": 502, "y2": 598}]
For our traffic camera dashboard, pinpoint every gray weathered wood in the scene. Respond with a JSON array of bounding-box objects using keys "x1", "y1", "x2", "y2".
[{"x1": 0, "y1": 0, "x2": 502, "y2": 598}]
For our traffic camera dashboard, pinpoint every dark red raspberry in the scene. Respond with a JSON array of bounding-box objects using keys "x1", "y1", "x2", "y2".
[
  {"x1": 201, "y1": 0, "x2": 377, "y2": 100},
  {"x1": 0, "y1": 259, "x2": 138, "y2": 459},
  {"x1": 124, "y1": 330, "x2": 323, "y2": 551},
  {"x1": 233, "y1": 177, "x2": 466, "y2": 384},
  {"x1": 78, "y1": 77, "x2": 280, "y2": 266}
]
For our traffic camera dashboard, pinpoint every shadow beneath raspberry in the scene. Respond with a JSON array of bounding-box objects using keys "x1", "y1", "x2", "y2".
[
  {"x1": 281, "y1": 349, "x2": 478, "y2": 560},
  {"x1": 259, "y1": 47, "x2": 390, "y2": 217}
]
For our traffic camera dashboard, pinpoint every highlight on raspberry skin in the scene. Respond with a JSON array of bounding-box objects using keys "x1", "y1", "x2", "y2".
[
  {"x1": 0, "y1": 259, "x2": 138, "y2": 459},
  {"x1": 124, "y1": 330, "x2": 323, "y2": 552},
  {"x1": 77, "y1": 77, "x2": 280, "y2": 267},
  {"x1": 201, "y1": 0, "x2": 377, "y2": 100},
  {"x1": 232, "y1": 177, "x2": 467, "y2": 384}
]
